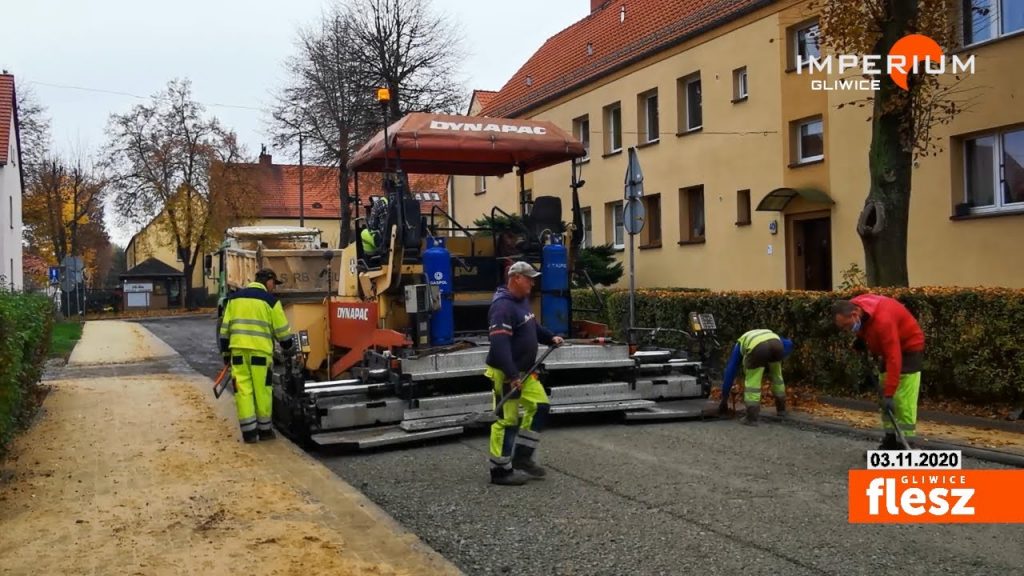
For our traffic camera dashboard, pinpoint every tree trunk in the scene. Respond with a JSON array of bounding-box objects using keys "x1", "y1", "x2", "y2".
[
  {"x1": 339, "y1": 167, "x2": 351, "y2": 248},
  {"x1": 858, "y1": 0, "x2": 916, "y2": 288}
]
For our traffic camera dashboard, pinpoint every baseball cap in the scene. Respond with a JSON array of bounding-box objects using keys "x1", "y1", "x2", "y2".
[
  {"x1": 255, "y1": 268, "x2": 280, "y2": 283},
  {"x1": 507, "y1": 261, "x2": 541, "y2": 278}
]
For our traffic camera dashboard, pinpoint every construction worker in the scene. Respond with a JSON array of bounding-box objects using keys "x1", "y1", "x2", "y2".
[
  {"x1": 361, "y1": 193, "x2": 391, "y2": 254},
  {"x1": 485, "y1": 261, "x2": 563, "y2": 486},
  {"x1": 832, "y1": 294, "x2": 925, "y2": 450},
  {"x1": 719, "y1": 329, "x2": 794, "y2": 425},
  {"x1": 218, "y1": 268, "x2": 296, "y2": 443}
]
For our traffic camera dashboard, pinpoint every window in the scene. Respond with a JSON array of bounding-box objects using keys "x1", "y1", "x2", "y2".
[
  {"x1": 792, "y1": 21, "x2": 821, "y2": 68},
  {"x1": 640, "y1": 194, "x2": 662, "y2": 248},
  {"x1": 736, "y1": 189, "x2": 752, "y2": 226},
  {"x1": 733, "y1": 67, "x2": 748, "y2": 101},
  {"x1": 963, "y1": 0, "x2": 1024, "y2": 45},
  {"x1": 580, "y1": 207, "x2": 593, "y2": 248},
  {"x1": 794, "y1": 117, "x2": 824, "y2": 164},
  {"x1": 677, "y1": 74, "x2": 702, "y2": 132},
  {"x1": 964, "y1": 127, "x2": 1024, "y2": 213},
  {"x1": 679, "y1": 186, "x2": 706, "y2": 243},
  {"x1": 606, "y1": 201, "x2": 624, "y2": 248},
  {"x1": 604, "y1": 103, "x2": 622, "y2": 153},
  {"x1": 475, "y1": 176, "x2": 486, "y2": 195},
  {"x1": 574, "y1": 115, "x2": 591, "y2": 161},
  {"x1": 638, "y1": 90, "x2": 659, "y2": 144}
]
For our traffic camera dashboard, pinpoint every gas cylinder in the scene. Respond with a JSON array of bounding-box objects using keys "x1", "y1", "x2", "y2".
[
  {"x1": 423, "y1": 236, "x2": 454, "y2": 346},
  {"x1": 541, "y1": 234, "x2": 570, "y2": 336}
]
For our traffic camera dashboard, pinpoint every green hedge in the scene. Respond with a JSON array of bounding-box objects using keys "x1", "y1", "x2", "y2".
[
  {"x1": 571, "y1": 286, "x2": 1024, "y2": 404},
  {"x1": 0, "y1": 291, "x2": 53, "y2": 457}
]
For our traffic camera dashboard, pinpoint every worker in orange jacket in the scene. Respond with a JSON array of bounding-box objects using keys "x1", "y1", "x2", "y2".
[{"x1": 832, "y1": 294, "x2": 925, "y2": 450}]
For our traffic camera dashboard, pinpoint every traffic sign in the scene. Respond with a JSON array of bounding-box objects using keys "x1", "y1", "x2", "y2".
[
  {"x1": 623, "y1": 198, "x2": 645, "y2": 235},
  {"x1": 49, "y1": 266, "x2": 60, "y2": 284},
  {"x1": 624, "y1": 147, "x2": 644, "y2": 199}
]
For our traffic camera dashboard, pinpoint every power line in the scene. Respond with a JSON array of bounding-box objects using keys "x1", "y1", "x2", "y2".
[{"x1": 27, "y1": 80, "x2": 265, "y2": 112}]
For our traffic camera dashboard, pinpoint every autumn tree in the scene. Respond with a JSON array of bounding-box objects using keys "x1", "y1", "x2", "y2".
[
  {"x1": 22, "y1": 155, "x2": 108, "y2": 267},
  {"x1": 270, "y1": 7, "x2": 378, "y2": 247},
  {"x1": 14, "y1": 85, "x2": 51, "y2": 184},
  {"x1": 105, "y1": 78, "x2": 258, "y2": 308},
  {"x1": 813, "y1": 0, "x2": 976, "y2": 286}
]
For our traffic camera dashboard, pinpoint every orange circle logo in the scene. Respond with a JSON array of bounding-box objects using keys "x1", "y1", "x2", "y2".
[{"x1": 888, "y1": 34, "x2": 944, "y2": 91}]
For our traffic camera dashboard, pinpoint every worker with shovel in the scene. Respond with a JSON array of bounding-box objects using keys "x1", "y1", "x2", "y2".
[
  {"x1": 832, "y1": 294, "x2": 925, "y2": 450},
  {"x1": 718, "y1": 329, "x2": 794, "y2": 425},
  {"x1": 218, "y1": 268, "x2": 297, "y2": 443},
  {"x1": 485, "y1": 261, "x2": 563, "y2": 486}
]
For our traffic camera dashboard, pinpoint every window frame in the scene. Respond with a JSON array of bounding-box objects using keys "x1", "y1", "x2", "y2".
[
  {"x1": 580, "y1": 207, "x2": 593, "y2": 248},
  {"x1": 685, "y1": 76, "x2": 702, "y2": 132},
  {"x1": 574, "y1": 115, "x2": 591, "y2": 161},
  {"x1": 793, "y1": 21, "x2": 821, "y2": 69},
  {"x1": 795, "y1": 117, "x2": 825, "y2": 164},
  {"x1": 962, "y1": 127, "x2": 1024, "y2": 215},
  {"x1": 605, "y1": 103, "x2": 623, "y2": 154},
  {"x1": 640, "y1": 90, "x2": 660, "y2": 144},
  {"x1": 962, "y1": 0, "x2": 1024, "y2": 46},
  {"x1": 607, "y1": 201, "x2": 625, "y2": 249},
  {"x1": 640, "y1": 193, "x2": 662, "y2": 248},
  {"x1": 679, "y1": 185, "x2": 706, "y2": 244},
  {"x1": 733, "y1": 67, "x2": 748, "y2": 101}
]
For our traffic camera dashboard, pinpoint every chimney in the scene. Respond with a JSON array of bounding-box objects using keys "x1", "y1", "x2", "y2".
[
  {"x1": 259, "y1": 144, "x2": 272, "y2": 166},
  {"x1": 591, "y1": 0, "x2": 609, "y2": 12}
]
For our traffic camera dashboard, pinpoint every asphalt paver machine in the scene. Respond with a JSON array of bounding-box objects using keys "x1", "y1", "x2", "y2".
[{"x1": 264, "y1": 112, "x2": 722, "y2": 449}]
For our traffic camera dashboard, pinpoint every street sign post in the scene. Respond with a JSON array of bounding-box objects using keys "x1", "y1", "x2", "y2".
[{"x1": 623, "y1": 147, "x2": 645, "y2": 337}]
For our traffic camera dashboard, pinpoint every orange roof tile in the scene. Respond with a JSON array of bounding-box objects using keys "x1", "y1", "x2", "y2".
[
  {"x1": 238, "y1": 154, "x2": 448, "y2": 218},
  {"x1": 481, "y1": 0, "x2": 773, "y2": 118},
  {"x1": 470, "y1": 89, "x2": 498, "y2": 112},
  {"x1": 0, "y1": 74, "x2": 14, "y2": 166}
]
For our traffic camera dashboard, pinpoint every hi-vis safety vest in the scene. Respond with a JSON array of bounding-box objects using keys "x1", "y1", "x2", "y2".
[
  {"x1": 737, "y1": 329, "x2": 780, "y2": 356},
  {"x1": 219, "y1": 282, "x2": 292, "y2": 355}
]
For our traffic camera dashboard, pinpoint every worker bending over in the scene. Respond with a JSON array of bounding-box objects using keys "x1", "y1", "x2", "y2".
[
  {"x1": 219, "y1": 268, "x2": 296, "y2": 443},
  {"x1": 832, "y1": 294, "x2": 925, "y2": 450},
  {"x1": 719, "y1": 329, "x2": 794, "y2": 425}
]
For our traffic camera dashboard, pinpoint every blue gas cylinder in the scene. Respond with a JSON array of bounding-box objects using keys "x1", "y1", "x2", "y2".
[
  {"x1": 541, "y1": 235, "x2": 570, "y2": 337},
  {"x1": 423, "y1": 236, "x2": 454, "y2": 346}
]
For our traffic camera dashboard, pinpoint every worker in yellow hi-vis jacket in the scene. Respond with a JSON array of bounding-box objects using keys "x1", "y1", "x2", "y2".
[{"x1": 218, "y1": 268, "x2": 295, "y2": 443}]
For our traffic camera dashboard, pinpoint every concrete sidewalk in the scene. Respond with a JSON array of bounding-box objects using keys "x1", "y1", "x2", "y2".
[{"x1": 0, "y1": 320, "x2": 464, "y2": 576}]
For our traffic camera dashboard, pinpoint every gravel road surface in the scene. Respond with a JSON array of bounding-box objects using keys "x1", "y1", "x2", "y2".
[{"x1": 143, "y1": 316, "x2": 1024, "y2": 576}]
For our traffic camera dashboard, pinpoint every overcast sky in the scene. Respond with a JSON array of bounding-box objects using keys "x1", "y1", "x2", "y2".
[{"x1": 2, "y1": 0, "x2": 586, "y2": 245}]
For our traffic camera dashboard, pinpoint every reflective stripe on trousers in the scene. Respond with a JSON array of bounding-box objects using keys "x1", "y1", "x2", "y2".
[{"x1": 230, "y1": 350, "x2": 274, "y2": 434}]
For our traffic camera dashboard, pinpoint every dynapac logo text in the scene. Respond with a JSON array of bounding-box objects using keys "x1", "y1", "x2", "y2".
[
  {"x1": 430, "y1": 120, "x2": 547, "y2": 135},
  {"x1": 336, "y1": 307, "x2": 370, "y2": 321}
]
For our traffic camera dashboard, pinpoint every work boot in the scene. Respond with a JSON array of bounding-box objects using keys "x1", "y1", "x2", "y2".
[
  {"x1": 877, "y1": 433, "x2": 900, "y2": 451},
  {"x1": 258, "y1": 428, "x2": 276, "y2": 441},
  {"x1": 774, "y1": 395, "x2": 788, "y2": 418},
  {"x1": 742, "y1": 404, "x2": 760, "y2": 426},
  {"x1": 490, "y1": 469, "x2": 530, "y2": 486},
  {"x1": 513, "y1": 458, "x2": 547, "y2": 478},
  {"x1": 242, "y1": 430, "x2": 259, "y2": 444}
]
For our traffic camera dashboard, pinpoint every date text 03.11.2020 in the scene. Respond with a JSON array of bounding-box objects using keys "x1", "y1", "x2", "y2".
[{"x1": 867, "y1": 450, "x2": 961, "y2": 470}]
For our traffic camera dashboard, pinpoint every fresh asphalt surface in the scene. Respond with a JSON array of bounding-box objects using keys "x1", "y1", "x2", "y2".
[{"x1": 142, "y1": 316, "x2": 1024, "y2": 576}]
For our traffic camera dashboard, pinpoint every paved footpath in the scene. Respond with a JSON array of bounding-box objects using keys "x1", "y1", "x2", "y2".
[{"x1": 0, "y1": 320, "x2": 463, "y2": 576}]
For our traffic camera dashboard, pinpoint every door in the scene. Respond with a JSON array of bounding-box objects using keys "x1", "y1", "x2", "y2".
[{"x1": 787, "y1": 214, "x2": 832, "y2": 290}]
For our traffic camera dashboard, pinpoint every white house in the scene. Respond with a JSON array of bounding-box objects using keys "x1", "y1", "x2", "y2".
[{"x1": 0, "y1": 73, "x2": 24, "y2": 290}]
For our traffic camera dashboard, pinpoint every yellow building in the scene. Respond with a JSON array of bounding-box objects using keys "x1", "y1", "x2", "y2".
[{"x1": 452, "y1": 0, "x2": 1024, "y2": 290}]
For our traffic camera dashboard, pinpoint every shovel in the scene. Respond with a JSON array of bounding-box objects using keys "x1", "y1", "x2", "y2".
[
  {"x1": 884, "y1": 404, "x2": 913, "y2": 451},
  {"x1": 455, "y1": 343, "x2": 560, "y2": 427},
  {"x1": 213, "y1": 365, "x2": 234, "y2": 399}
]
